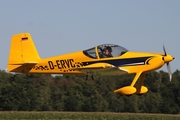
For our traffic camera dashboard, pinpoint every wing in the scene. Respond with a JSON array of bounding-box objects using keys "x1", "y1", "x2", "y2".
[{"x1": 73, "y1": 63, "x2": 128, "y2": 76}]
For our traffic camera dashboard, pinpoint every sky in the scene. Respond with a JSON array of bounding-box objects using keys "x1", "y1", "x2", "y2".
[{"x1": 0, "y1": 0, "x2": 180, "y2": 73}]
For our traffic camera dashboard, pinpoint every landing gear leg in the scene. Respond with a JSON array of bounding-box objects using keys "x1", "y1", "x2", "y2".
[
  {"x1": 135, "y1": 72, "x2": 146, "y2": 93},
  {"x1": 139, "y1": 72, "x2": 146, "y2": 87},
  {"x1": 130, "y1": 72, "x2": 142, "y2": 86},
  {"x1": 135, "y1": 72, "x2": 148, "y2": 95},
  {"x1": 91, "y1": 75, "x2": 94, "y2": 80},
  {"x1": 86, "y1": 74, "x2": 88, "y2": 80}
]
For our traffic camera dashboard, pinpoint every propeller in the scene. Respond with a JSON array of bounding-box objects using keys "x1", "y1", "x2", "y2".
[
  {"x1": 163, "y1": 44, "x2": 172, "y2": 81},
  {"x1": 163, "y1": 44, "x2": 167, "y2": 56}
]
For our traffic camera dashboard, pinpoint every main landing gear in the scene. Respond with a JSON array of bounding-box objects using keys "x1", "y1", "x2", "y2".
[
  {"x1": 114, "y1": 72, "x2": 148, "y2": 95},
  {"x1": 85, "y1": 73, "x2": 94, "y2": 80}
]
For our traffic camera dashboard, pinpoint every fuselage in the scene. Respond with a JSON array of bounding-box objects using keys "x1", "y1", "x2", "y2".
[{"x1": 8, "y1": 50, "x2": 174, "y2": 75}]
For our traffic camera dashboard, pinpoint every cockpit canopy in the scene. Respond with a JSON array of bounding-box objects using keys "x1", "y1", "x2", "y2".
[{"x1": 83, "y1": 44, "x2": 128, "y2": 59}]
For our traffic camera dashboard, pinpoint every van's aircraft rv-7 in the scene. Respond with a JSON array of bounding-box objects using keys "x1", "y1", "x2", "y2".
[{"x1": 7, "y1": 33, "x2": 174, "y2": 95}]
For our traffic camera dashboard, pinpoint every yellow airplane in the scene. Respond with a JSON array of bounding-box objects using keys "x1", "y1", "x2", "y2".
[{"x1": 7, "y1": 33, "x2": 174, "y2": 95}]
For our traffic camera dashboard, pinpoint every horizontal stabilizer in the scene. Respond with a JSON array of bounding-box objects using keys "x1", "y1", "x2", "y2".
[{"x1": 9, "y1": 62, "x2": 38, "y2": 65}]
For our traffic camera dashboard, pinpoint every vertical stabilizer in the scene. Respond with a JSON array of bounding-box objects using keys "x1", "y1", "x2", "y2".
[{"x1": 7, "y1": 33, "x2": 40, "y2": 72}]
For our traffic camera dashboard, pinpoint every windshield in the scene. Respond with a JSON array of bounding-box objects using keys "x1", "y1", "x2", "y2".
[{"x1": 83, "y1": 47, "x2": 97, "y2": 59}]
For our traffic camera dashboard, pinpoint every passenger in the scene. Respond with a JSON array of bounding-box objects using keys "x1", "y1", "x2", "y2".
[{"x1": 102, "y1": 46, "x2": 113, "y2": 58}]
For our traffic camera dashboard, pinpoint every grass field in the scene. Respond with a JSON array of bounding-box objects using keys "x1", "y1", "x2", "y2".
[{"x1": 0, "y1": 112, "x2": 179, "y2": 120}]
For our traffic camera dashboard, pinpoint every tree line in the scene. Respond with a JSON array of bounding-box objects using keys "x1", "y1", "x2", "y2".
[{"x1": 0, "y1": 69, "x2": 180, "y2": 114}]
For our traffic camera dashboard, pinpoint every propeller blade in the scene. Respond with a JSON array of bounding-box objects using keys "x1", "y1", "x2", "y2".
[
  {"x1": 166, "y1": 62, "x2": 172, "y2": 81},
  {"x1": 163, "y1": 44, "x2": 167, "y2": 56}
]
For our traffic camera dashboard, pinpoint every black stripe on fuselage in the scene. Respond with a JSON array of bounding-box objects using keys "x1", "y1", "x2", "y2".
[{"x1": 82, "y1": 56, "x2": 152, "y2": 67}]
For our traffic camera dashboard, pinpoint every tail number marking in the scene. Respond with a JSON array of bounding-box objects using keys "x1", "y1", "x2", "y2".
[{"x1": 48, "y1": 59, "x2": 75, "y2": 70}]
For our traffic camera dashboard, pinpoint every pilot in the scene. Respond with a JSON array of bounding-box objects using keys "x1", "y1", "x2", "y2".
[{"x1": 102, "y1": 46, "x2": 113, "y2": 58}]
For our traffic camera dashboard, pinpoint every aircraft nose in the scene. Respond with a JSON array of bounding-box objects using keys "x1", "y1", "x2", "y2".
[{"x1": 163, "y1": 54, "x2": 174, "y2": 63}]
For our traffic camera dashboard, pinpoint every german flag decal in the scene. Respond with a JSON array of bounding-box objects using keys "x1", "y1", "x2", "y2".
[{"x1": 22, "y1": 37, "x2": 28, "y2": 41}]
